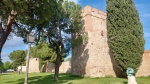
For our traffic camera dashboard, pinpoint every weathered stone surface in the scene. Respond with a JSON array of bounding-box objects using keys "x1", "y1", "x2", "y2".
[
  {"x1": 136, "y1": 50, "x2": 150, "y2": 76},
  {"x1": 29, "y1": 58, "x2": 39, "y2": 73},
  {"x1": 59, "y1": 61, "x2": 71, "y2": 73},
  {"x1": 71, "y1": 6, "x2": 150, "y2": 77},
  {"x1": 47, "y1": 61, "x2": 71, "y2": 73},
  {"x1": 19, "y1": 58, "x2": 40, "y2": 73},
  {"x1": 71, "y1": 6, "x2": 119, "y2": 77}
]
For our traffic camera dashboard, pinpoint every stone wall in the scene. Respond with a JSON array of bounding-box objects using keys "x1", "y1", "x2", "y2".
[
  {"x1": 47, "y1": 61, "x2": 71, "y2": 73},
  {"x1": 59, "y1": 61, "x2": 71, "y2": 73},
  {"x1": 20, "y1": 58, "x2": 70, "y2": 73},
  {"x1": 71, "y1": 5, "x2": 149, "y2": 77},
  {"x1": 21, "y1": 66, "x2": 26, "y2": 72},
  {"x1": 29, "y1": 58, "x2": 39, "y2": 73},
  {"x1": 71, "y1": 6, "x2": 121, "y2": 77},
  {"x1": 18, "y1": 58, "x2": 39, "y2": 73},
  {"x1": 136, "y1": 50, "x2": 150, "y2": 76},
  {"x1": 17, "y1": 66, "x2": 26, "y2": 72}
]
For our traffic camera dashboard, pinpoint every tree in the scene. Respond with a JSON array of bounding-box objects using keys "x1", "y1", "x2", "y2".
[
  {"x1": 106, "y1": 0, "x2": 145, "y2": 73},
  {"x1": 30, "y1": 34, "x2": 57, "y2": 72},
  {"x1": 9, "y1": 50, "x2": 26, "y2": 66},
  {"x1": 41, "y1": 1, "x2": 83, "y2": 80},
  {"x1": 0, "y1": 0, "x2": 55, "y2": 60},
  {"x1": 1, "y1": 0, "x2": 83, "y2": 80},
  {"x1": 0, "y1": 60, "x2": 4, "y2": 71},
  {"x1": 3, "y1": 61, "x2": 11, "y2": 70}
]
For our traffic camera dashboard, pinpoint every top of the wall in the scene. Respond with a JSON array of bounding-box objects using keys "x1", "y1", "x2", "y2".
[
  {"x1": 144, "y1": 50, "x2": 150, "y2": 53},
  {"x1": 82, "y1": 5, "x2": 106, "y2": 19}
]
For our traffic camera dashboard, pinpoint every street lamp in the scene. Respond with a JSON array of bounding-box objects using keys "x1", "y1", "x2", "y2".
[{"x1": 24, "y1": 33, "x2": 35, "y2": 84}]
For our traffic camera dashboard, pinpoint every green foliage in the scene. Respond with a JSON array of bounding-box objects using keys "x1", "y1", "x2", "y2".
[
  {"x1": 63, "y1": 1, "x2": 83, "y2": 33},
  {"x1": 72, "y1": 33, "x2": 88, "y2": 48},
  {"x1": 106, "y1": 0, "x2": 145, "y2": 72},
  {"x1": 30, "y1": 42, "x2": 57, "y2": 63},
  {"x1": 0, "y1": 0, "x2": 56, "y2": 23},
  {"x1": 3, "y1": 61, "x2": 11, "y2": 70},
  {"x1": 0, "y1": 0, "x2": 84, "y2": 80},
  {"x1": 0, "y1": 60, "x2": 4, "y2": 70},
  {"x1": 10, "y1": 62, "x2": 17, "y2": 70},
  {"x1": 62, "y1": 1, "x2": 88, "y2": 48},
  {"x1": 38, "y1": 58, "x2": 43, "y2": 71},
  {"x1": 9, "y1": 50, "x2": 26, "y2": 66}
]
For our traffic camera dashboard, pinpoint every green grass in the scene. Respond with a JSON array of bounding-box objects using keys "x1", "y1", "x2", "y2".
[{"x1": 0, "y1": 72, "x2": 150, "y2": 84}]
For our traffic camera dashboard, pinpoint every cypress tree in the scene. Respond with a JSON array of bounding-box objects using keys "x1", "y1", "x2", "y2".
[{"x1": 106, "y1": 0, "x2": 145, "y2": 73}]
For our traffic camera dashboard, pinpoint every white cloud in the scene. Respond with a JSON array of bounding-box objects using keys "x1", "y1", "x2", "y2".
[
  {"x1": 1, "y1": 52, "x2": 9, "y2": 57},
  {"x1": 1, "y1": 36, "x2": 27, "y2": 62},
  {"x1": 1, "y1": 52, "x2": 11, "y2": 63},
  {"x1": 3, "y1": 36, "x2": 27, "y2": 49},
  {"x1": 68, "y1": 0, "x2": 80, "y2": 3}
]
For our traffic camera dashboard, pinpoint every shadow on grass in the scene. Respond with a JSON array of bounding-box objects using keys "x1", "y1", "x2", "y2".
[
  {"x1": 5, "y1": 73, "x2": 83, "y2": 84},
  {"x1": 123, "y1": 81, "x2": 128, "y2": 84}
]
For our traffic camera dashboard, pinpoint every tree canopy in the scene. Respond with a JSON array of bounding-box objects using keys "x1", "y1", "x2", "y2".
[
  {"x1": 1, "y1": 0, "x2": 84, "y2": 80},
  {"x1": 106, "y1": 0, "x2": 145, "y2": 73},
  {"x1": 0, "y1": 60, "x2": 3, "y2": 71},
  {"x1": 3, "y1": 61, "x2": 11, "y2": 70},
  {"x1": 0, "y1": 0, "x2": 58, "y2": 60},
  {"x1": 9, "y1": 50, "x2": 26, "y2": 66}
]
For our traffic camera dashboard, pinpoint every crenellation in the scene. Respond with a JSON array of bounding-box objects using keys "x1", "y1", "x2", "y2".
[
  {"x1": 99, "y1": 10, "x2": 105, "y2": 15},
  {"x1": 82, "y1": 5, "x2": 92, "y2": 16},
  {"x1": 104, "y1": 12, "x2": 107, "y2": 16},
  {"x1": 82, "y1": 6, "x2": 106, "y2": 20},
  {"x1": 92, "y1": 8, "x2": 99, "y2": 13}
]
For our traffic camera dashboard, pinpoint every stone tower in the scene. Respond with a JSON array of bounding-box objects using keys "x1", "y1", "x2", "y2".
[{"x1": 71, "y1": 6, "x2": 118, "y2": 77}]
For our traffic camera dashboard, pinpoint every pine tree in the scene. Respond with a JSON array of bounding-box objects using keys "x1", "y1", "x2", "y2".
[
  {"x1": 106, "y1": 0, "x2": 145, "y2": 73},
  {"x1": 9, "y1": 50, "x2": 26, "y2": 66}
]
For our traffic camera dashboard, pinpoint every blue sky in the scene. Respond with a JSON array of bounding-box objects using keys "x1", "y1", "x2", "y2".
[{"x1": 1, "y1": 0, "x2": 150, "y2": 62}]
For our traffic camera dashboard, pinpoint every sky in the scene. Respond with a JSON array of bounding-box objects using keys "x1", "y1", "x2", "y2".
[{"x1": 1, "y1": 0, "x2": 150, "y2": 62}]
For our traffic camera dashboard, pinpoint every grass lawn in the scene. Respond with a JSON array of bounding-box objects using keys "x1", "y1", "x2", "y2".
[{"x1": 0, "y1": 72, "x2": 150, "y2": 84}]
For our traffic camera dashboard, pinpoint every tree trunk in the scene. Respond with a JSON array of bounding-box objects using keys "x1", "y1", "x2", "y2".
[
  {"x1": 0, "y1": 47, "x2": 2, "y2": 60},
  {"x1": 46, "y1": 60, "x2": 48, "y2": 72},
  {"x1": 0, "y1": 10, "x2": 17, "y2": 60},
  {"x1": 54, "y1": 51, "x2": 61, "y2": 80}
]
